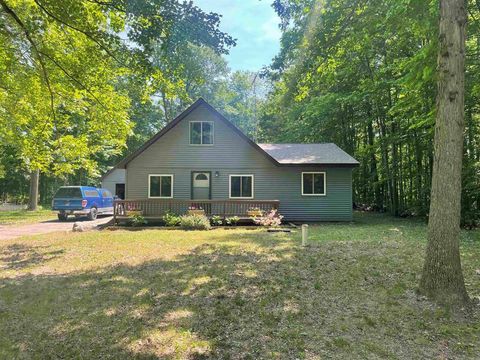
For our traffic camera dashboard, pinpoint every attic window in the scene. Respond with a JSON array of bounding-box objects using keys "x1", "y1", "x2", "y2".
[{"x1": 190, "y1": 121, "x2": 214, "y2": 145}]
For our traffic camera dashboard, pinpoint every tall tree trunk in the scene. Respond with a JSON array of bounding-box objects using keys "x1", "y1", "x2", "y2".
[
  {"x1": 377, "y1": 117, "x2": 393, "y2": 212},
  {"x1": 28, "y1": 169, "x2": 39, "y2": 211},
  {"x1": 391, "y1": 122, "x2": 399, "y2": 216},
  {"x1": 367, "y1": 115, "x2": 381, "y2": 209},
  {"x1": 413, "y1": 132, "x2": 425, "y2": 213},
  {"x1": 419, "y1": 0, "x2": 469, "y2": 306}
]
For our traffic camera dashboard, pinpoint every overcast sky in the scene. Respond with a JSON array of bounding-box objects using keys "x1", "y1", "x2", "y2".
[{"x1": 193, "y1": 0, "x2": 281, "y2": 72}]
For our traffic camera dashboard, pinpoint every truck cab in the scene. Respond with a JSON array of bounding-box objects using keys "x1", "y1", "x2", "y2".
[{"x1": 52, "y1": 186, "x2": 113, "y2": 221}]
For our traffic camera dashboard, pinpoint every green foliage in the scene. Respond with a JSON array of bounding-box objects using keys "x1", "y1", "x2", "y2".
[
  {"x1": 263, "y1": 0, "x2": 480, "y2": 224},
  {"x1": 129, "y1": 214, "x2": 148, "y2": 227},
  {"x1": 0, "y1": 0, "x2": 134, "y2": 178},
  {"x1": 0, "y1": 145, "x2": 28, "y2": 203},
  {"x1": 151, "y1": 42, "x2": 267, "y2": 138},
  {"x1": 210, "y1": 215, "x2": 223, "y2": 226},
  {"x1": 162, "y1": 211, "x2": 181, "y2": 227},
  {"x1": 225, "y1": 216, "x2": 240, "y2": 226},
  {"x1": 180, "y1": 214, "x2": 211, "y2": 230}
]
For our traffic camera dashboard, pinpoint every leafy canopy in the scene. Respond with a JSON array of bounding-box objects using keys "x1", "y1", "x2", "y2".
[{"x1": 0, "y1": 0, "x2": 234, "y2": 177}]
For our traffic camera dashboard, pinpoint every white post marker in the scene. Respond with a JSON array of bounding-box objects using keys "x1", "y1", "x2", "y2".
[{"x1": 302, "y1": 224, "x2": 308, "y2": 246}]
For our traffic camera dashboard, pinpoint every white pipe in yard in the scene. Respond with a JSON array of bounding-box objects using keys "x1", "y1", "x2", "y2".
[{"x1": 302, "y1": 224, "x2": 308, "y2": 246}]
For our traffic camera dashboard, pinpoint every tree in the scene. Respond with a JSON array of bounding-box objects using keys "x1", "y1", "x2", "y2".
[
  {"x1": 0, "y1": 0, "x2": 234, "y2": 209},
  {"x1": 0, "y1": 1, "x2": 132, "y2": 209},
  {"x1": 147, "y1": 42, "x2": 267, "y2": 138},
  {"x1": 419, "y1": 0, "x2": 469, "y2": 306}
]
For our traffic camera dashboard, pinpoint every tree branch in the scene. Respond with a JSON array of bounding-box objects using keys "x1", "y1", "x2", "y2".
[
  {"x1": 38, "y1": 50, "x2": 108, "y2": 109},
  {"x1": 84, "y1": 0, "x2": 125, "y2": 14},
  {"x1": 0, "y1": 0, "x2": 56, "y2": 126},
  {"x1": 33, "y1": 0, "x2": 124, "y2": 65}
]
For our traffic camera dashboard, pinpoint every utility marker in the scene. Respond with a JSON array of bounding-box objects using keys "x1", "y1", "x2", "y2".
[{"x1": 302, "y1": 224, "x2": 308, "y2": 246}]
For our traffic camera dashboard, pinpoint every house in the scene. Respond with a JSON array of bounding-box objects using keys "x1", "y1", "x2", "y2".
[{"x1": 108, "y1": 98, "x2": 359, "y2": 222}]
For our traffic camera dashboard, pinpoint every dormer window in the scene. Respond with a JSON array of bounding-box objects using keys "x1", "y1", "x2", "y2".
[{"x1": 190, "y1": 121, "x2": 214, "y2": 145}]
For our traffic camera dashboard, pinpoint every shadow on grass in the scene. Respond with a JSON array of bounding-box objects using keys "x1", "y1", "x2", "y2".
[
  {"x1": 0, "y1": 244, "x2": 64, "y2": 270},
  {"x1": 1, "y1": 231, "x2": 478, "y2": 359}
]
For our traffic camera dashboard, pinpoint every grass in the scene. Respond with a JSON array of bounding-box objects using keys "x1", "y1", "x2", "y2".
[
  {"x1": 0, "y1": 208, "x2": 56, "y2": 225},
  {"x1": 0, "y1": 212, "x2": 479, "y2": 359}
]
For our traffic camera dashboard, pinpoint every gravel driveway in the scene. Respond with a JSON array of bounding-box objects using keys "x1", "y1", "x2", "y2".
[{"x1": 0, "y1": 216, "x2": 113, "y2": 240}]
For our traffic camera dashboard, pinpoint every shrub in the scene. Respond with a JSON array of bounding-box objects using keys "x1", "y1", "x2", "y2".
[
  {"x1": 210, "y1": 215, "x2": 223, "y2": 226},
  {"x1": 162, "y1": 211, "x2": 181, "y2": 227},
  {"x1": 225, "y1": 216, "x2": 240, "y2": 226},
  {"x1": 130, "y1": 214, "x2": 148, "y2": 227},
  {"x1": 252, "y1": 209, "x2": 283, "y2": 227},
  {"x1": 180, "y1": 214, "x2": 211, "y2": 230}
]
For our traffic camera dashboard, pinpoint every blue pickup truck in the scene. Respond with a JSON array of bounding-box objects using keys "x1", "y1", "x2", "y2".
[{"x1": 52, "y1": 186, "x2": 113, "y2": 221}]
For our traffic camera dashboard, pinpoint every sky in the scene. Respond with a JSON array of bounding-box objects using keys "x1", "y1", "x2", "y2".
[{"x1": 193, "y1": 0, "x2": 281, "y2": 72}]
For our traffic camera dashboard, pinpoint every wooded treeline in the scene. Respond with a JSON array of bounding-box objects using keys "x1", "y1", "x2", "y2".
[{"x1": 259, "y1": 0, "x2": 480, "y2": 225}]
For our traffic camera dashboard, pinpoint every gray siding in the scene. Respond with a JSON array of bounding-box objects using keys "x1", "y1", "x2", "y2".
[
  {"x1": 126, "y1": 104, "x2": 353, "y2": 221},
  {"x1": 101, "y1": 169, "x2": 125, "y2": 196}
]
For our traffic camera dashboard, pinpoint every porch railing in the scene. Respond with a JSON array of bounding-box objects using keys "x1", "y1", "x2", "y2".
[{"x1": 113, "y1": 199, "x2": 280, "y2": 223}]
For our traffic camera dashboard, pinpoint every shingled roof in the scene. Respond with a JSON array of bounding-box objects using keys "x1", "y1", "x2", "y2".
[{"x1": 258, "y1": 143, "x2": 359, "y2": 166}]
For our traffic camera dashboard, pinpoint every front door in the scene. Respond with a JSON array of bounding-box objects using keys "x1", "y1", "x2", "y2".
[{"x1": 192, "y1": 172, "x2": 211, "y2": 200}]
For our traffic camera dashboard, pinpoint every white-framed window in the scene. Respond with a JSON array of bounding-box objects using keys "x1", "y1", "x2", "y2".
[
  {"x1": 229, "y1": 175, "x2": 254, "y2": 199},
  {"x1": 302, "y1": 172, "x2": 326, "y2": 196},
  {"x1": 190, "y1": 121, "x2": 214, "y2": 145},
  {"x1": 148, "y1": 174, "x2": 173, "y2": 198}
]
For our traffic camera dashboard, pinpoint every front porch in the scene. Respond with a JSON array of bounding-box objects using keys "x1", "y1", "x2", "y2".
[{"x1": 113, "y1": 199, "x2": 280, "y2": 224}]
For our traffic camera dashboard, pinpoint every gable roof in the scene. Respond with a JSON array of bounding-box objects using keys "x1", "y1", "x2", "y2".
[
  {"x1": 115, "y1": 98, "x2": 279, "y2": 168},
  {"x1": 110, "y1": 98, "x2": 359, "y2": 170},
  {"x1": 258, "y1": 143, "x2": 359, "y2": 166}
]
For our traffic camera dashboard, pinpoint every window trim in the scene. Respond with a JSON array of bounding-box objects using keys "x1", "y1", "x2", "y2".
[
  {"x1": 229, "y1": 174, "x2": 254, "y2": 199},
  {"x1": 301, "y1": 172, "x2": 326, "y2": 196},
  {"x1": 148, "y1": 174, "x2": 174, "y2": 199},
  {"x1": 189, "y1": 121, "x2": 214, "y2": 146}
]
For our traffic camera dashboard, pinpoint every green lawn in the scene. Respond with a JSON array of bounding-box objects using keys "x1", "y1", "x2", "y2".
[
  {"x1": 0, "y1": 208, "x2": 56, "y2": 225},
  {"x1": 0, "y1": 212, "x2": 479, "y2": 359}
]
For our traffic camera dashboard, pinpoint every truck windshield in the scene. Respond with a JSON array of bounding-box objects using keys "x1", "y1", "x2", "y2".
[{"x1": 55, "y1": 187, "x2": 82, "y2": 198}]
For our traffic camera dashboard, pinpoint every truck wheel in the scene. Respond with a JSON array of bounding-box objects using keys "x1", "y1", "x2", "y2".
[
  {"x1": 87, "y1": 207, "x2": 98, "y2": 220},
  {"x1": 58, "y1": 212, "x2": 68, "y2": 221}
]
